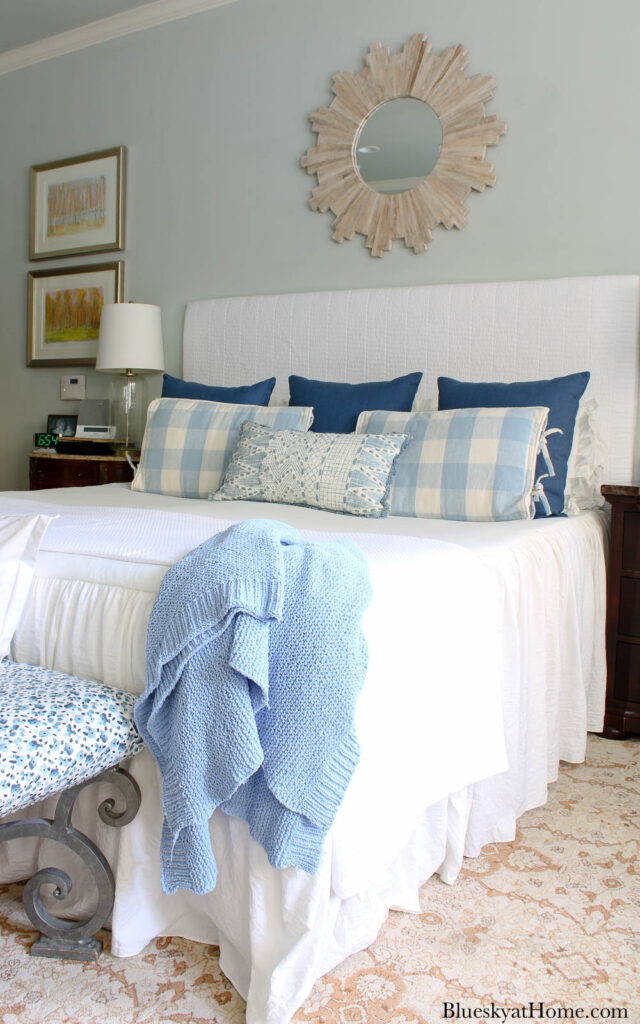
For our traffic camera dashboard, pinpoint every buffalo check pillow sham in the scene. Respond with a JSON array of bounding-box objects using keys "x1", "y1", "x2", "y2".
[
  {"x1": 437, "y1": 372, "x2": 590, "y2": 517},
  {"x1": 132, "y1": 397, "x2": 314, "y2": 499},
  {"x1": 356, "y1": 406, "x2": 551, "y2": 521}
]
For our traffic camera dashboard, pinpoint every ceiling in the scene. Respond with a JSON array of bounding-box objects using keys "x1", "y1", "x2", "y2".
[{"x1": 0, "y1": 0, "x2": 154, "y2": 54}]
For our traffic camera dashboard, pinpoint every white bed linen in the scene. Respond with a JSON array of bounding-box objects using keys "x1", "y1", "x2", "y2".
[{"x1": 0, "y1": 484, "x2": 608, "y2": 1024}]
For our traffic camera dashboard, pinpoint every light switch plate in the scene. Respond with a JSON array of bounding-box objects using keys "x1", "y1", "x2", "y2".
[{"x1": 60, "y1": 375, "x2": 86, "y2": 401}]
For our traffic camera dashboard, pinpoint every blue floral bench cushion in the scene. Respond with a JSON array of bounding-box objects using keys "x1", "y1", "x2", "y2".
[{"x1": 0, "y1": 660, "x2": 144, "y2": 817}]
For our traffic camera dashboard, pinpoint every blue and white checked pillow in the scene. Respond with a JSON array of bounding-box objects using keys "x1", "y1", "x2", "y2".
[
  {"x1": 211, "y1": 420, "x2": 408, "y2": 517},
  {"x1": 133, "y1": 398, "x2": 314, "y2": 499},
  {"x1": 356, "y1": 407, "x2": 550, "y2": 521}
]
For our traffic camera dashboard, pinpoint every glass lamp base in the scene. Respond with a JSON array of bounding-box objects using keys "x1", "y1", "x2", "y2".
[{"x1": 109, "y1": 373, "x2": 148, "y2": 452}]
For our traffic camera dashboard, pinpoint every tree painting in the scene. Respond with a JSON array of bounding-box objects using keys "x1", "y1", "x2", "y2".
[
  {"x1": 44, "y1": 286, "x2": 104, "y2": 343},
  {"x1": 47, "y1": 175, "x2": 106, "y2": 238}
]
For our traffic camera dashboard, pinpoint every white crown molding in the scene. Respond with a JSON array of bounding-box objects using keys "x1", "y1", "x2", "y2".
[{"x1": 0, "y1": 0, "x2": 238, "y2": 76}]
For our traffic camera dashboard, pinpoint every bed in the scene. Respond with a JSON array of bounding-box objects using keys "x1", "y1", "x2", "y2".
[{"x1": 0, "y1": 275, "x2": 638, "y2": 1024}]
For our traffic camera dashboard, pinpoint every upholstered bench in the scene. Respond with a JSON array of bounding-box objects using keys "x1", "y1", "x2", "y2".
[{"x1": 0, "y1": 660, "x2": 143, "y2": 961}]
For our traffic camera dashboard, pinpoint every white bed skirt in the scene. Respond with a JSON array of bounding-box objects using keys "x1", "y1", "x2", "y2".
[{"x1": 0, "y1": 489, "x2": 608, "y2": 1024}]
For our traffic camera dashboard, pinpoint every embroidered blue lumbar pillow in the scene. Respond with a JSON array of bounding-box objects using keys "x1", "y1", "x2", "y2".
[
  {"x1": 211, "y1": 420, "x2": 408, "y2": 517},
  {"x1": 288, "y1": 372, "x2": 423, "y2": 433},
  {"x1": 437, "y1": 372, "x2": 590, "y2": 517},
  {"x1": 162, "y1": 372, "x2": 276, "y2": 406},
  {"x1": 356, "y1": 406, "x2": 550, "y2": 521}
]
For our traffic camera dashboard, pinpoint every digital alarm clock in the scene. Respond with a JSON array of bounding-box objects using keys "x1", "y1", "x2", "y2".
[{"x1": 34, "y1": 432, "x2": 60, "y2": 449}]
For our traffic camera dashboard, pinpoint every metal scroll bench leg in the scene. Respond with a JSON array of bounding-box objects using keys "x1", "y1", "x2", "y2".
[
  {"x1": 0, "y1": 659, "x2": 145, "y2": 961},
  {"x1": 0, "y1": 766, "x2": 140, "y2": 961}
]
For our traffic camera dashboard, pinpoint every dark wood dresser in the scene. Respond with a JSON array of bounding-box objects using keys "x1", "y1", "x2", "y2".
[
  {"x1": 29, "y1": 450, "x2": 136, "y2": 490},
  {"x1": 601, "y1": 483, "x2": 640, "y2": 738}
]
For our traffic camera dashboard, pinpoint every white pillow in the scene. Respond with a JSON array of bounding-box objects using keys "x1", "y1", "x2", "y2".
[
  {"x1": 0, "y1": 514, "x2": 54, "y2": 658},
  {"x1": 564, "y1": 396, "x2": 607, "y2": 513}
]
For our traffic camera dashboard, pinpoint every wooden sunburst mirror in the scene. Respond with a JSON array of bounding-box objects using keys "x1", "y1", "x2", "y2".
[{"x1": 301, "y1": 34, "x2": 507, "y2": 258}]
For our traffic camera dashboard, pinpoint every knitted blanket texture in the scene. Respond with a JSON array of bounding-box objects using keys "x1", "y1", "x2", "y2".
[{"x1": 135, "y1": 518, "x2": 371, "y2": 895}]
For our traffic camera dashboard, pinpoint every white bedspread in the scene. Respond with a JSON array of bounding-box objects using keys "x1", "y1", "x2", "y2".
[{"x1": 0, "y1": 484, "x2": 608, "y2": 1024}]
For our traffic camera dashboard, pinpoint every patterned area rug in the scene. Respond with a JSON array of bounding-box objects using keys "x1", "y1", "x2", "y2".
[{"x1": 0, "y1": 735, "x2": 638, "y2": 1023}]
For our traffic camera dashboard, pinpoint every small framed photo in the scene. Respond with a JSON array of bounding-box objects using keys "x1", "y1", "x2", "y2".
[
  {"x1": 27, "y1": 261, "x2": 124, "y2": 367},
  {"x1": 47, "y1": 413, "x2": 78, "y2": 438},
  {"x1": 30, "y1": 146, "x2": 126, "y2": 260}
]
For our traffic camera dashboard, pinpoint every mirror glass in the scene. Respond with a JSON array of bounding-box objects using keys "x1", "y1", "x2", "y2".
[{"x1": 356, "y1": 97, "x2": 442, "y2": 194}]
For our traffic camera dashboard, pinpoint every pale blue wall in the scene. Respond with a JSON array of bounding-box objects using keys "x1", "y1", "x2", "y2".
[{"x1": 1, "y1": 0, "x2": 639, "y2": 488}]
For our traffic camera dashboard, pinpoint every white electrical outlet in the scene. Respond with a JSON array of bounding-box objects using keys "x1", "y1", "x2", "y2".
[{"x1": 60, "y1": 375, "x2": 86, "y2": 401}]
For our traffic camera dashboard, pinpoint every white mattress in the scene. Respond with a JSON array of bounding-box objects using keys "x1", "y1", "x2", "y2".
[{"x1": 0, "y1": 484, "x2": 608, "y2": 1024}]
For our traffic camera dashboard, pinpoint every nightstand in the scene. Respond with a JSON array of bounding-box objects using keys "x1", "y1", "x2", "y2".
[
  {"x1": 601, "y1": 484, "x2": 640, "y2": 738},
  {"x1": 29, "y1": 450, "x2": 137, "y2": 490}
]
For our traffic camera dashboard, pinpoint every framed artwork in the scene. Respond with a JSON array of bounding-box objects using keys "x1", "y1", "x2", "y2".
[
  {"x1": 27, "y1": 261, "x2": 124, "y2": 367},
  {"x1": 46, "y1": 413, "x2": 78, "y2": 438},
  {"x1": 30, "y1": 146, "x2": 126, "y2": 260}
]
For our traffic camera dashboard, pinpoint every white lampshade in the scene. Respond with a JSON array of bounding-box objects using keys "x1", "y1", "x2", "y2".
[{"x1": 96, "y1": 302, "x2": 164, "y2": 373}]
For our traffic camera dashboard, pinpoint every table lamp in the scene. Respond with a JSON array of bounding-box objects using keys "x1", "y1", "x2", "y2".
[{"x1": 96, "y1": 302, "x2": 164, "y2": 453}]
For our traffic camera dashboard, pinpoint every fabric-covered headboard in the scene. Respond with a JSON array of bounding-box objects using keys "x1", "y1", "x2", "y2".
[{"x1": 183, "y1": 276, "x2": 640, "y2": 483}]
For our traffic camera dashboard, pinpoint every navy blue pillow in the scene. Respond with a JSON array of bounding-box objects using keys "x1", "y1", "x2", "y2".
[
  {"x1": 437, "y1": 371, "x2": 590, "y2": 517},
  {"x1": 162, "y1": 373, "x2": 276, "y2": 406},
  {"x1": 288, "y1": 372, "x2": 423, "y2": 433}
]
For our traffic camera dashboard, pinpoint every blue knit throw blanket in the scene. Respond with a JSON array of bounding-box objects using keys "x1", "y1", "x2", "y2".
[{"x1": 135, "y1": 518, "x2": 371, "y2": 895}]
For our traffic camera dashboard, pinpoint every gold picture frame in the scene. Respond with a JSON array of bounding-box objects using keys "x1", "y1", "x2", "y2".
[
  {"x1": 27, "y1": 261, "x2": 124, "y2": 367},
  {"x1": 301, "y1": 35, "x2": 506, "y2": 257},
  {"x1": 30, "y1": 146, "x2": 126, "y2": 260}
]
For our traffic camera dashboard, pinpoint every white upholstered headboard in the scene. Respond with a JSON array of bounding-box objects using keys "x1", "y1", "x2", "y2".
[{"x1": 183, "y1": 276, "x2": 640, "y2": 484}]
